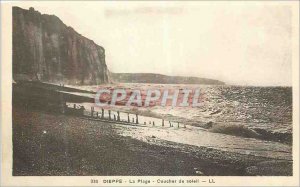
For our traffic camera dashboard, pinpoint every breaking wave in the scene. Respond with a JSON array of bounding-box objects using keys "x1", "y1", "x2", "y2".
[
  {"x1": 208, "y1": 123, "x2": 292, "y2": 145},
  {"x1": 209, "y1": 124, "x2": 260, "y2": 138}
]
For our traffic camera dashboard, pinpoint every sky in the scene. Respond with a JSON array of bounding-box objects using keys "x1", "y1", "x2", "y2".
[{"x1": 16, "y1": 2, "x2": 295, "y2": 86}]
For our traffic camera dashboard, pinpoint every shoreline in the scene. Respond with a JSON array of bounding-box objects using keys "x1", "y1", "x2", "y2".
[
  {"x1": 13, "y1": 81, "x2": 292, "y2": 145},
  {"x1": 13, "y1": 107, "x2": 292, "y2": 176}
]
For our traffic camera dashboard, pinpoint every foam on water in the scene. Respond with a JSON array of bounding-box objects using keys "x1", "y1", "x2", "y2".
[
  {"x1": 74, "y1": 83, "x2": 292, "y2": 133},
  {"x1": 65, "y1": 83, "x2": 292, "y2": 160},
  {"x1": 117, "y1": 124, "x2": 292, "y2": 161}
]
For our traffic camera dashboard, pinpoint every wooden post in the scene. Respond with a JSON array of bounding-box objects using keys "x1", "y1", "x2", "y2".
[
  {"x1": 117, "y1": 111, "x2": 120, "y2": 121},
  {"x1": 108, "y1": 110, "x2": 111, "y2": 120},
  {"x1": 136, "y1": 114, "x2": 139, "y2": 124},
  {"x1": 101, "y1": 108, "x2": 104, "y2": 118},
  {"x1": 91, "y1": 107, "x2": 94, "y2": 117},
  {"x1": 114, "y1": 114, "x2": 116, "y2": 121},
  {"x1": 127, "y1": 113, "x2": 130, "y2": 122},
  {"x1": 80, "y1": 106, "x2": 85, "y2": 116},
  {"x1": 178, "y1": 122, "x2": 180, "y2": 128},
  {"x1": 162, "y1": 119, "x2": 164, "y2": 127},
  {"x1": 152, "y1": 121, "x2": 155, "y2": 126}
]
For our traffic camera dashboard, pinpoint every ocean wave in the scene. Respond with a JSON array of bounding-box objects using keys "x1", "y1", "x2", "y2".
[
  {"x1": 209, "y1": 124, "x2": 260, "y2": 138},
  {"x1": 206, "y1": 123, "x2": 292, "y2": 145}
]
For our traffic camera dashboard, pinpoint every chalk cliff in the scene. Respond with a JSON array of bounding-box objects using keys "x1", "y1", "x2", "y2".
[{"x1": 13, "y1": 7, "x2": 110, "y2": 85}]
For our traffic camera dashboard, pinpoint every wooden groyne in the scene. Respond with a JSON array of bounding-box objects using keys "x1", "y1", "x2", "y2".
[
  {"x1": 64, "y1": 103, "x2": 186, "y2": 128},
  {"x1": 13, "y1": 81, "x2": 186, "y2": 129}
]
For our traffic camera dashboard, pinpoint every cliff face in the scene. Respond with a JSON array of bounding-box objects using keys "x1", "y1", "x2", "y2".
[{"x1": 13, "y1": 7, "x2": 110, "y2": 85}]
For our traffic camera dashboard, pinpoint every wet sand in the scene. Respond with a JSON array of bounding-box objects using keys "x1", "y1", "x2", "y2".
[{"x1": 13, "y1": 107, "x2": 292, "y2": 176}]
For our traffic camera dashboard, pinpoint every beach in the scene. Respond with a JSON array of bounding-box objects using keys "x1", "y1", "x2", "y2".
[{"x1": 13, "y1": 106, "x2": 292, "y2": 176}]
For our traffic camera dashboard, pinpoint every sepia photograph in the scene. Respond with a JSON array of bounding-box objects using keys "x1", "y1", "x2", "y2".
[{"x1": 1, "y1": 1, "x2": 299, "y2": 186}]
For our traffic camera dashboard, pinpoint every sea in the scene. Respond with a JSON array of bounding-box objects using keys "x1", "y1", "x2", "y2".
[{"x1": 66, "y1": 83, "x2": 293, "y2": 160}]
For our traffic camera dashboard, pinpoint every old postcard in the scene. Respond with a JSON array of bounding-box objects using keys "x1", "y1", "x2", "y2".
[{"x1": 1, "y1": 1, "x2": 299, "y2": 186}]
